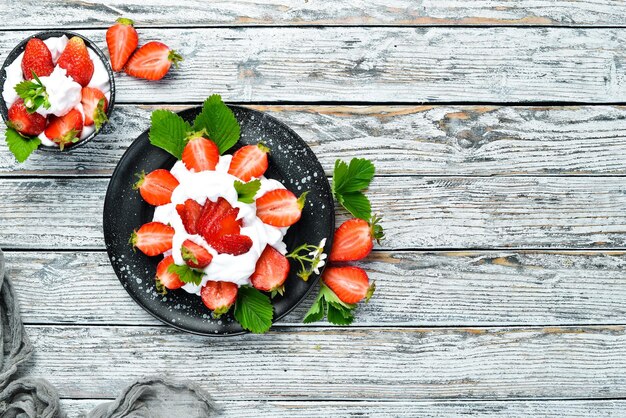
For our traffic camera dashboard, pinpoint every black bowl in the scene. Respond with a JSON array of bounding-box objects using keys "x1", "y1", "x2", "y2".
[
  {"x1": 0, "y1": 30, "x2": 115, "y2": 151},
  {"x1": 103, "y1": 106, "x2": 335, "y2": 336}
]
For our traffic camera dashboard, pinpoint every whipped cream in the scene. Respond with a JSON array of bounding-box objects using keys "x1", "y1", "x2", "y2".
[{"x1": 152, "y1": 156, "x2": 289, "y2": 294}]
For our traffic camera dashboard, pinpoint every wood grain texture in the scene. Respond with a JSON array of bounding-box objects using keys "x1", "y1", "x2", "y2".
[
  {"x1": 3, "y1": 1, "x2": 626, "y2": 27},
  {"x1": 4, "y1": 105, "x2": 626, "y2": 176},
  {"x1": 3, "y1": 28, "x2": 626, "y2": 103},
  {"x1": 6, "y1": 250, "x2": 626, "y2": 326},
  {"x1": 17, "y1": 325, "x2": 626, "y2": 400},
  {"x1": 2, "y1": 177, "x2": 626, "y2": 250}
]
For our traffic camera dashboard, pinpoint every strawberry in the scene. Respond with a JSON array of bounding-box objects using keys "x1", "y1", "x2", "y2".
[
  {"x1": 156, "y1": 255, "x2": 184, "y2": 290},
  {"x1": 124, "y1": 41, "x2": 183, "y2": 81},
  {"x1": 175, "y1": 199, "x2": 203, "y2": 235},
  {"x1": 210, "y1": 234, "x2": 253, "y2": 256},
  {"x1": 106, "y1": 17, "x2": 138, "y2": 72},
  {"x1": 197, "y1": 198, "x2": 241, "y2": 241},
  {"x1": 250, "y1": 245, "x2": 290, "y2": 295},
  {"x1": 44, "y1": 108, "x2": 83, "y2": 150},
  {"x1": 256, "y1": 189, "x2": 307, "y2": 227},
  {"x1": 329, "y1": 217, "x2": 383, "y2": 262},
  {"x1": 228, "y1": 144, "x2": 269, "y2": 182},
  {"x1": 182, "y1": 136, "x2": 219, "y2": 172},
  {"x1": 80, "y1": 87, "x2": 108, "y2": 129},
  {"x1": 181, "y1": 239, "x2": 213, "y2": 269},
  {"x1": 21, "y1": 38, "x2": 54, "y2": 80},
  {"x1": 129, "y1": 221, "x2": 175, "y2": 256},
  {"x1": 201, "y1": 280, "x2": 238, "y2": 317},
  {"x1": 57, "y1": 36, "x2": 94, "y2": 87},
  {"x1": 7, "y1": 99, "x2": 46, "y2": 136},
  {"x1": 133, "y1": 169, "x2": 179, "y2": 206},
  {"x1": 322, "y1": 266, "x2": 375, "y2": 304}
]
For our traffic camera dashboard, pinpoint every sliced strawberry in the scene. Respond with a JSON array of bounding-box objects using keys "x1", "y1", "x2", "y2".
[
  {"x1": 44, "y1": 108, "x2": 83, "y2": 150},
  {"x1": 156, "y1": 255, "x2": 184, "y2": 290},
  {"x1": 106, "y1": 17, "x2": 138, "y2": 72},
  {"x1": 175, "y1": 199, "x2": 203, "y2": 235},
  {"x1": 124, "y1": 41, "x2": 183, "y2": 81},
  {"x1": 197, "y1": 198, "x2": 241, "y2": 242},
  {"x1": 21, "y1": 38, "x2": 54, "y2": 79},
  {"x1": 7, "y1": 99, "x2": 46, "y2": 136},
  {"x1": 57, "y1": 36, "x2": 94, "y2": 87},
  {"x1": 250, "y1": 245, "x2": 290, "y2": 295},
  {"x1": 182, "y1": 136, "x2": 219, "y2": 172},
  {"x1": 133, "y1": 169, "x2": 179, "y2": 206},
  {"x1": 201, "y1": 280, "x2": 238, "y2": 317},
  {"x1": 210, "y1": 234, "x2": 253, "y2": 256},
  {"x1": 228, "y1": 143, "x2": 269, "y2": 182},
  {"x1": 256, "y1": 189, "x2": 307, "y2": 227},
  {"x1": 330, "y1": 218, "x2": 383, "y2": 262},
  {"x1": 80, "y1": 87, "x2": 108, "y2": 129},
  {"x1": 322, "y1": 266, "x2": 375, "y2": 304},
  {"x1": 129, "y1": 221, "x2": 175, "y2": 256},
  {"x1": 181, "y1": 239, "x2": 213, "y2": 269}
]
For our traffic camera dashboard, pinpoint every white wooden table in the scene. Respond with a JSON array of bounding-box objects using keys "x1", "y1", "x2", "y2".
[{"x1": 2, "y1": 2, "x2": 626, "y2": 416}]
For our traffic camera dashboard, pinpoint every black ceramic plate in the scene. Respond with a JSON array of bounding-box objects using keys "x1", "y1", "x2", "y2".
[{"x1": 104, "y1": 106, "x2": 334, "y2": 336}]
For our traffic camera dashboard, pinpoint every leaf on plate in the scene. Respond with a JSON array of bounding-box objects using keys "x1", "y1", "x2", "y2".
[
  {"x1": 193, "y1": 94, "x2": 240, "y2": 154},
  {"x1": 167, "y1": 263, "x2": 203, "y2": 285},
  {"x1": 234, "y1": 179, "x2": 261, "y2": 204},
  {"x1": 149, "y1": 109, "x2": 190, "y2": 159},
  {"x1": 234, "y1": 286, "x2": 274, "y2": 334}
]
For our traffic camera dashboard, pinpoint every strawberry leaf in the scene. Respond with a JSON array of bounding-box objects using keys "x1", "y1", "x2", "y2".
[
  {"x1": 149, "y1": 109, "x2": 190, "y2": 159},
  {"x1": 234, "y1": 179, "x2": 261, "y2": 203},
  {"x1": 14, "y1": 72, "x2": 51, "y2": 113},
  {"x1": 327, "y1": 303, "x2": 354, "y2": 325},
  {"x1": 5, "y1": 127, "x2": 40, "y2": 163},
  {"x1": 332, "y1": 158, "x2": 376, "y2": 221},
  {"x1": 340, "y1": 191, "x2": 371, "y2": 221},
  {"x1": 193, "y1": 94, "x2": 240, "y2": 154},
  {"x1": 234, "y1": 286, "x2": 274, "y2": 334},
  {"x1": 302, "y1": 284, "x2": 355, "y2": 325},
  {"x1": 167, "y1": 263, "x2": 203, "y2": 285},
  {"x1": 303, "y1": 292, "x2": 325, "y2": 323}
]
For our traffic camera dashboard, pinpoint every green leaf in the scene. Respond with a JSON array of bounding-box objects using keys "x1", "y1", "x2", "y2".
[
  {"x1": 193, "y1": 94, "x2": 240, "y2": 154},
  {"x1": 5, "y1": 127, "x2": 40, "y2": 163},
  {"x1": 149, "y1": 109, "x2": 190, "y2": 159},
  {"x1": 14, "y1": 72, "x2": 50, "y2": 113},
  {"x1": 234, "y1": 179, "x2": 261, "y2": 203},
  {"x1": 320, "y1": 284, "x2": 356, "y2": 311},
  {"x1": 326, "y1": 303, "x2": 354, "y2": 325},
  {"x1": 167, "y1": 263, "x2": 203, "y2": 285},
  {"x1": 303, "y1": 292, "x2": 325, "y2": 324},
  {"x1": 234, "y1": 286, "x2": 274, "y2": 334},
  {"x1": 331, "y1": 159, "x2": 349, "y2": 198},
  {"x1": 302, "y1": 284, "x2": 356, "y2": 325},
  {"x1": 332, "y1": 158, "x2": 375, "y2": 195},
  {"x1": 341, "y1": 191, "x2": 371, "y2": 221}
]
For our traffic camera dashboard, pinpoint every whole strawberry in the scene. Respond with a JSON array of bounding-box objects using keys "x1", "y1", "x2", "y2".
[
  {"x1": 7, "y1": 99, "x2": 46, "y2": 136},
  {"x1": 21, "y1": 38, "x2": 54, "y2": 80},
  {"x1": 57, "y1": 36, "x2": 94, "y2": 87},
  {"x1": 125, "y1": 41, "x2": 182, "y2": 81},
  {"x1": 106, "y1": 17, "x2": 138, "y2": 72}
]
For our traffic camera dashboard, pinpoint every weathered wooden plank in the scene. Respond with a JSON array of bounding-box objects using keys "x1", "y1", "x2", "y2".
[
  {"x1": 18, "y1": 325, "x2": 626, "y2": 400},
  {"x1": 2, "y1": 28, "x2": 626, "y2": 103},
  {"x1": 6, "y1": 250, "x2": 626, "y2": 326},
  {"x1": 4, "y1": 1, "x2": 626, "y2": 28},
  {"x1": 4, "y1": 105, "x2": 626, "y2": 176},
  {"x1": 2, "y1": 177, "x2": 626, "y2": 250}
]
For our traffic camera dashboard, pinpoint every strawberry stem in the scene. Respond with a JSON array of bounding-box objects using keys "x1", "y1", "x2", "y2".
[
  {"x1": 116, "y1": 17, "x2": 135, "y2": 26},
  {"x1": 168, "y1": 50, "x2": 184, "y2": 68}
]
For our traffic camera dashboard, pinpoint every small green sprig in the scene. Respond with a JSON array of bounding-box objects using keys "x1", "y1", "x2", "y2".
[
  {"x1": 287, "y1": 238, "x2": 327, "y2": 282},
  {"x1": 14, "y1": 71, "x2": 51, "y2": 113}
]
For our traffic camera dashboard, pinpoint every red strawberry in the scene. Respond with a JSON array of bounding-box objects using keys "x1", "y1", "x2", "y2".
[
  {"x1": 57, "y1": 36, "x2": 94, "y2": 87},
  {"x1": 322, "y1": 266, "x2": 375, "y2": 304},
  {"x1": 197, "y1": 198, "x2": 241, "y2": 242},
  {"x1": 133, "y1": 169, "x2": 179, "y2": 206},
  {"x1": 182, "y1": 136, "x2": 219, "y2": 172},
  {"x1": 21, "y1": 38, "x2": 54, "y2": 79},
  {"x1": 44, "y1": 108, "x2": 83, "y2": 150},
  {"x1": 129, "y1": 221, "x2": 175, "y2": 256},
  {"x1": 106, "y1": 17, "x2": 138, "y2": 72},
  {"x1": 329, "y1": 217, "x2": 383, "y2": 262},
  {"x1": 201, "y1": 280, "x2": 238, "y2": 317},
  {"x1": 250, "y1": 245, "x2": 290, "y2": 295},
  {"x1": 156, "y1": 255, "x2": 184, "y2": 290},
  {"x1": 181, "y1": 239, "x2": 213, "y2": 269},
  {"x1": 210, "y1": 234, "x2": 253, "y2": 256},
  {"x1": 256, "y1": 189, "x2": 307, "y2": 227},
  {"x1": 7, "y1": 99, "x2": 46, "y2": 136},
  {"x1": 175, "y1": 199, "x2": 203, "y2": 235},
  {"x1": 124, "y1": 41, "x2": 183, "y2": 81},
  {"x1": 80, "y1": 87, "x2": 108, "y2": 129},
  {"x1": 228, "y1": 144, "x2": 269, "y2": 182}
]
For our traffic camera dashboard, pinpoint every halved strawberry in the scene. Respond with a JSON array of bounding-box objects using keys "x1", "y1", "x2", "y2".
[
  {"x1": 44, "y1": 108, "x2": 83, "y2": 150},
  {"x1": 80, "y1": 87, "x2": 108, "y2": 129},
  {"x1": 156, "y1": 255, "x2": 184, "y2": 290},
  {"x1": 124, "y1": 41, "x2": 183, "y2": 81},
  {"x1": 210, "y1": 234, "x2": 253, "y2": 256},
  {"x1": 228, "y1": 143, "x2": 269, "y2": 182},
  {"x1": 133, "y1": 169, "x2": 179, "y2": 206},
  {"x1": 182, "y1": 136, "x2": 219, "y2": 172},
  {"x1": 250, "y1": 245, "x2": 290, "y2": 295},
  {"x1": 329, "y1": 217, "x2": 383, "y2": 262},
  {"x1": 129, "y1": 222, "x2": 175, "y2": 256},
  {"x1": 21, "y1": 38, "x2": 54, "y2": 79},
  {"x1": 7, "y1": 99, "x2": 46, "y2": 136},
  {"x1": 175, "y1": 199, "x2": 203, "y2": 235},
  {"x1": 322, "y1": 266, "x2": 375, "y2": 304},
  {"x1": 201, "y1": 280, "x2": 238, "y2": 317},
  {"x1": 181, "y1": 239, "x2": 213, "y2": 269},
  {"x1": 57, "y1": 36, "x2": 94, "y2": 87},
  {"x1": 106, "y1": 17, "x2": 138, "y2": 72},
  {"x1": 256, "y1": 189, "x2": 307, "y2": 227}
]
